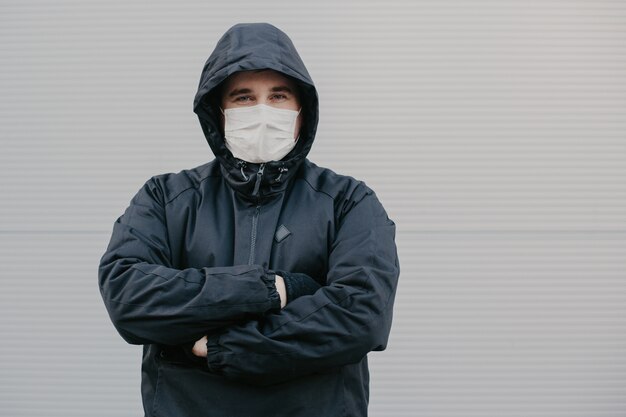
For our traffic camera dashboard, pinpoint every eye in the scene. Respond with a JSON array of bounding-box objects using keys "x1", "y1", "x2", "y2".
[
  {"x1": 271, "y1": 93, "x2": 288, "y2": 101},
  {"x1": 234, "y1": 95, "x2": 253, "y2": 103}
]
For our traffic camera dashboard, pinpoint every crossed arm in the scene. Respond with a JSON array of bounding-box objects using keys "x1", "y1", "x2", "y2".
[
  {"x1": 99, "y1": 177, "x2": 399, "y2": 385},
  {"x1": 190, "y1": 275, "x2": 287, "y2": 357}
]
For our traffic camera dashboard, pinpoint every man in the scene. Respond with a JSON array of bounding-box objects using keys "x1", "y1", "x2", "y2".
[{"x1": 98, "y1": 22, "x2": 400, "y2": 417}]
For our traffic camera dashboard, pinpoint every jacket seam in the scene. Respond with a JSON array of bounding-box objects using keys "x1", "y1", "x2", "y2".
[
  {"x1": 163, "y1": 173, "x2": 222, "y2": 206},
  {"x1": 129, "y1": 263, "x2": 265, "y2": 283},
  {"x1": 264, "y1": 298, "x2": 347, "y2": 338},
  {"x1": 151, "y1": 359, "x2": 162, "y2": 417},
  {"x1": 297, "y1": 177, "x2": 336, "y2": 201},
  {"x1": 104, "y1": 297, "x2": 274, "y2": 309}
]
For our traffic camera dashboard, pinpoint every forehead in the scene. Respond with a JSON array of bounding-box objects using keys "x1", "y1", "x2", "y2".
[{"x1": 221, "y1": 69, "x2": 297, "y2": 95}]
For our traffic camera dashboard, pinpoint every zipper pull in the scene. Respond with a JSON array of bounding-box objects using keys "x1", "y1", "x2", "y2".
[{"x1": 252, "y1": 163, "x2": 265, "y2": 197}]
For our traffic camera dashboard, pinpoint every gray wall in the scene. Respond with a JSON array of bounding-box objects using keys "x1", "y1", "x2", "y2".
[{"x1": 1, "y1": 1, "x2": 625, "y2": 416}]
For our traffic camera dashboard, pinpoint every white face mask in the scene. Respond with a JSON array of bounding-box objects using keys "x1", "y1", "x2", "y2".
[{"x1": 221, "y1": 104, "x2": 301, "y2": 164}]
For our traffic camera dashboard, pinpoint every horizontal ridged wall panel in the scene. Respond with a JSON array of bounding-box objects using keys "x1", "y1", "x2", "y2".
[{"x1": 1, "y1": 1, "x2": 625, "y2": 416}]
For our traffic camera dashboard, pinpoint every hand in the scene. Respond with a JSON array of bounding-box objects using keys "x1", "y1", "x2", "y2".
[
  {"x1": 275, "y1": 274, "x2": 287, "y2": 309},
  {"x1": 274, "y1": 270, "x2": 321, "y2": 304},
  {"x1": 192, "y1": 335, "x2": 208, "y2": 357}
]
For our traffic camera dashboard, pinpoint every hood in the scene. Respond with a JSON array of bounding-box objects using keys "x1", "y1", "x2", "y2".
[{"x1": 193, "y1": 22, "x2": 319, "y2": 201}]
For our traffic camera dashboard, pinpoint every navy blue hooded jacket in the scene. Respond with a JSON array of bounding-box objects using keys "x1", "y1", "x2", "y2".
[{"x1": 98, "y1": 22, "x2": 400, "y2": 417}]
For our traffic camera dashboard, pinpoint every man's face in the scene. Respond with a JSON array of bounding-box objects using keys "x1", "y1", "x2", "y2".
[{"x1": 219, "y1": 69, "x2": 302, "y2": 140}]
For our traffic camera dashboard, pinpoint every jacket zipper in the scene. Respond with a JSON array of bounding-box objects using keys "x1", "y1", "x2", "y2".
[
  {"x1": 248, "y1": 204, "x2": 261, "y2": 265},
  {"x1": 248, "y1": 163, "x2": 265, "y2": 265},
  {"x1": 252, "y1": 163, "x2": 265, "y2": 197}
]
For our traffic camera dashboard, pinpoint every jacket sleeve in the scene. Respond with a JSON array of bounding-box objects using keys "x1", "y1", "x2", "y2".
[
  {"x1": 204, "y1": 186, "x2": 400, "y2": 385},
  {"x1": 98, "y1": 177, "x2": 281, "y2": 346}
]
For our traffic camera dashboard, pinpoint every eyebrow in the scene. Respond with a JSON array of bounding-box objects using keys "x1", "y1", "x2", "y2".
[{"x1": 227, "y1": 85, "x2": 294, "y2": 97}]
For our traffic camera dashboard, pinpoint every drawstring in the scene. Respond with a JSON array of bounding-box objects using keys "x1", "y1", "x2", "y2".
[
  {"x1": 275, "y1": 165, "x2": 288, "y2": 183},
  {"x1": 237, "y1": 160, "x2": 287, "y2": 192},
  {"x1": 237, "y1": 160, "x2": 249, "y2": 181}
]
